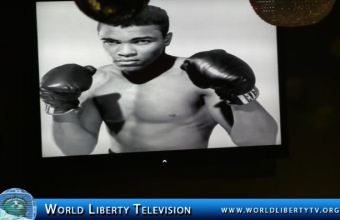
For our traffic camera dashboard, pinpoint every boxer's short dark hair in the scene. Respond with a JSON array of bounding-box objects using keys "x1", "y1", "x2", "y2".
[{"x1": 97, "y1": 5, "x2": 169, "y2": 37}]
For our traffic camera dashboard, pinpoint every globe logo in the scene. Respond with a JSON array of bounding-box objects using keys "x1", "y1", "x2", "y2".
[{"x1": 0, "y1": 188, "x2": 37, "y2": 220}]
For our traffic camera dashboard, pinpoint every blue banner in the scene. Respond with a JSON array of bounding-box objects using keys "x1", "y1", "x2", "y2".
[{"x1": 30, "y1": 199, "x2": 340, "y2": 220}]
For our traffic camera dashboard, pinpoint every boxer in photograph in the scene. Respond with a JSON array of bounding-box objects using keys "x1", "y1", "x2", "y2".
[{"x1": 40, "y1": 5, "x2": 278, "y2": 155}]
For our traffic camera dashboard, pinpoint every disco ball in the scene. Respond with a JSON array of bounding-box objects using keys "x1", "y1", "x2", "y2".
[
  {"x1": 74, "y1": 0, "x2": 150, "y2": 24},
  {"x1": 249, "y1": 0, "x2": 336, "y2": 27}
]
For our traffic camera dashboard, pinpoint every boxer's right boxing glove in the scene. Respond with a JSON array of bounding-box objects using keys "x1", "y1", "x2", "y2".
[{"x1": 40, "y1": 64, "x2": 96, "y2": 115}]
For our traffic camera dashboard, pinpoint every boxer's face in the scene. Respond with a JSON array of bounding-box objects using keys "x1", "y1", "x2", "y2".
[{"x1": 98, "y1": 24, "x2": 172, "y2": 72}]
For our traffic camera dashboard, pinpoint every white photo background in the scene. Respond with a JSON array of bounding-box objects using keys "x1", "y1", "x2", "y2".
[{"x1": 37, "y1": 0, "x2": 281, "y2": 157}]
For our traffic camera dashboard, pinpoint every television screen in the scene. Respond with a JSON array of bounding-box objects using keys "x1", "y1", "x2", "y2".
[{"x1": 36, "y1": 0, "x2": 285, "y2": 166}]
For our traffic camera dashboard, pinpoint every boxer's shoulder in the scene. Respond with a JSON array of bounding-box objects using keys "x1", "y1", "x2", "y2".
[
  {"x1": 166, "y1": 56, "x2": 187, "y2": 77},
  {"x1": 94, "y1": 64, "x2": 120, "y2": 78},
  {"x1": 174, "y1": 57, "x2": 187, "y2": 69},
  {"x1": 151, "y1": 56, "x2": 204, "y2": 97},
  {"x1": 172, "y1": 56, "x2": 213, "y2": 96},
  {"x1": 172, "y1": 56, "x2": 201, "y2": 85},
  {"x1": 91, "y1": 64, "x2": 120, "y2": 88},
  {"x1": 87, "y1": 64, "x2": 127, "y2": 97}
]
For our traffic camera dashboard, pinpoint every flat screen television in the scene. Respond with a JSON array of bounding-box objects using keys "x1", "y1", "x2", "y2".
[{"x1": 32, "y1": 0, "x2": 287, "y2": 172}]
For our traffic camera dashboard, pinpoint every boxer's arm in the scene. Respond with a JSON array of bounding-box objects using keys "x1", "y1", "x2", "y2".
[
  {"x1": 52, "y1": 91, "x2": 103, "y2": 156},
  {"x1": 203, "y1": 89, "x2": 278, "y2": 146}
]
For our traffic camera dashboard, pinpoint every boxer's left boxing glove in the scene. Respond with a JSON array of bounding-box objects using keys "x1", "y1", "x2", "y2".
[
  {"x1": 40, "y1": 64, "x2": 96, "y2": 115},
  {"x1": 180, "y1": 49, "x2": 259, "y2": 105}
]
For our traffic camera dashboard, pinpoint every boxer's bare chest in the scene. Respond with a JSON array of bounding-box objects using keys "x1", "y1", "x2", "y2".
[{"x1": 91, "y1": 66, "x2": 204, "y2": 126}]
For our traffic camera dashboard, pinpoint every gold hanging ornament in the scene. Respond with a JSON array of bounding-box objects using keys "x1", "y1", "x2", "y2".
[
  {"x1": 249, "y1": 0, "x2": 336, "y2": 27},
  {"x1": 74, "y1": 0, "x2": 150, "y2": 24}
]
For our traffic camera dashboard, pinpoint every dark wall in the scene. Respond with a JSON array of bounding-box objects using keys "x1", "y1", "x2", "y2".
[{"x1": 1, "y1": 1, "x2": 340, "y2": 197}]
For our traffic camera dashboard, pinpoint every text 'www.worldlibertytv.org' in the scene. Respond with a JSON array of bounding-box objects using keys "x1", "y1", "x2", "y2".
[{"x1": 221, "y1": 207, "x2": 340, "y2": 215}]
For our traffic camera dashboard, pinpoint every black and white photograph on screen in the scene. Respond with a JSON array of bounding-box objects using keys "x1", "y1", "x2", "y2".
[{"x1": 37, "y1": 0, "x2": 282, "y2": 157}]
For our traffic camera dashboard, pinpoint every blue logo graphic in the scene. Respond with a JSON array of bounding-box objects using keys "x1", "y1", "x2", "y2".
[{"x1": 0, "y1": 188, "x2": 37, "y2": 220}]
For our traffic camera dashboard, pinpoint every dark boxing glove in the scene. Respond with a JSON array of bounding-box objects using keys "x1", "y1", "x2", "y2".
[
  {"x1": 180, "y1": 49, "x2": 259, "y2": 105},
  {"x1": 40, "y1": 64, "x2": 97, "y2": 115}
]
